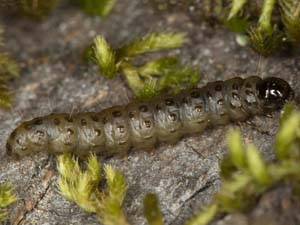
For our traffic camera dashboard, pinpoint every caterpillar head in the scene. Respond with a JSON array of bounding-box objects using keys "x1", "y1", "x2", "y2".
[
  {"x1": 256, "y1": 77, "x2": 295, "y2": 111},
  {"x1": 6, "y1": 118, "x2": 49, "y2": 159}
]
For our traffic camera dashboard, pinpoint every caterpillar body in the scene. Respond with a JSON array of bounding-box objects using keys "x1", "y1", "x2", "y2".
[{"x1": 6, "y1": 76, "x2": 294, "y2": 158}]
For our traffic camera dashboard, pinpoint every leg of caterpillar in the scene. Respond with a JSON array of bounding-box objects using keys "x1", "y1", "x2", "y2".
[{"x1": 7, "y1": 76, "x2": 294, "y2": 158}]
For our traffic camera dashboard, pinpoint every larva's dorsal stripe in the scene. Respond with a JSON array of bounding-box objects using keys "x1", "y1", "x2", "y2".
[{"x1": 6, "y1": 76, "x2": 295, "y2": 158}]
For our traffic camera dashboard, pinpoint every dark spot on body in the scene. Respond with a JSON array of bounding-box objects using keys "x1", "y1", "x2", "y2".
[
  {"x1": 36, "y1": 130, "x2": 44, "y2": 137},
  {"x1": 139, "y1": 105, "x2": 148, "y2": 112},
  {"x1": 91, "y1": 115, "x2": 99, "y2": 122},
  {"x1": 207, "y1": 91, "x2": 212, "y2": 98},
  {"x1": 102, "y1": 117, "x2": 108, "y2": 124},
  {"x1": 144, "y1": 120, "x2": 151, "y2": 128},
  {"x1": 67, "y1": 128, "x2": 74, "y2": 135},
  {"x1": 95, "y1": 129, "x2": 101, "y2": 136},
  {"x1": 117, "y1": 125, "x2": 125, "y2": 133},
  {"x1": 81, "y1": 119, "x2": 87, "y2": 126},
  {"x1": 156, "y1": 105, "x2": 162, "y2": 111},
  {"x1": 181, "y1": 97, "x2": 188, "y2": 104},
  {"x1": 169, "y1": 113, "x2": 177, "y2": 121},
  {"x1": 112, "y1": 111, "x2": 122, "y2": 117},
  {"x1": 191, "y1": 90, "x2": 199, "y2": 98},
  {"x1": 215, "y1": 84, "x2": 222, "y2": 91},
  {"x1": 217, "y1": 99, "x2": 224, "y2": 105},
  {"x1": 232, "y1": 83, "x2": 239, "y2": 90},
  {"x1": 245, "y1": 82, "x2": 252, "y2": 88},
  {"x1": 128, "y1": 111, "x2": 135, "y2": 118},
  {"x1": 195, "y1": 105, "x2": 203, "y2": 112},
  {"x1": 54, "y1": 118, "x2": 60, "y2": 125},
  {"x1": 165, "y1": 98, "x2": 174, "y2": 106},
  {"x1": 33, "y1": 118, "x2": 43, "y2": 125}
]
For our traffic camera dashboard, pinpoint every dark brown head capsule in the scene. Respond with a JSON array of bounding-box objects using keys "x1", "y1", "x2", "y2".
[{"x1": 256, "y1": 77, "x2": 295, "y2": 111}]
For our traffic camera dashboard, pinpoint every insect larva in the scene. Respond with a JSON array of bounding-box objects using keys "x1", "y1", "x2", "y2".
[{"x1": 6, "y1": 76, "x2": 295, "y2": 158}]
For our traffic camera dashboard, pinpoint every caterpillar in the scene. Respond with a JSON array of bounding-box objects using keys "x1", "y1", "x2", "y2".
[{"x1": 6, "y1": 76, "x2": 294, "y2": 159}]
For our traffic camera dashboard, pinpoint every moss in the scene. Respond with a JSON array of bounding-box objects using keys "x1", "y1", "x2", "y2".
[
  {"x1": 248, "y1": 0, "x2": 285, "y2": 56},
  {"x1": 0, "y1": 183, "x2": 17, "y2": 222},
  {"x1": 248, "y1": 26, "x2": 284, "y2": 57},
  {"x1": 2, "y1": 0, "x2": 115, "y2": 19},
  {"x1": 279, "y1": 0, "x2": 300, "y2": 42},
  {"x1": 186, "y1": 103, "x2": 300, "y2": 224},
  {"x1": 144, "y1": 193, "x2": 164, "y2": 225},
  {"x1": 73, "y1": 0, "x2": 116, "y2": 17},
  {"x1": 57, "y1": 153, "x2": 129, "y2": 225},
  {"x1": 18, "y1": 0, "x2": 59, "y2": 19},
  {"x1": 0, "y1": 28, "x2": 20, "y2": 110},
  {"x1": 150, "y1": 0, "x2": 300, "y2": 57},
  {"x1": 90, "y1": 32, "x2": 200, "y2": 101}
]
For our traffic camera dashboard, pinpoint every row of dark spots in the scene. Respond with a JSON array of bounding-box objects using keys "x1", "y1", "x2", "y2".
[
  {"x1": 52, "y1": 116, "x2": 103, "y2": 144},
  {"x1": 112, "y1": 106, "x2": 155, "y2": 137}
]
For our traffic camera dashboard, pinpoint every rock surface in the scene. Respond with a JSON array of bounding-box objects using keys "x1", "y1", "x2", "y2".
[{"x1": 0, "y1": 1, "x2": 300, "y2": 225}]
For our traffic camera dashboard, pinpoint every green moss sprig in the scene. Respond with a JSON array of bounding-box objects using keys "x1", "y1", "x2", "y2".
[
  {"x1": 91, "y1": 32, "x2": 200, "y2": 101},
  {"x1": 0, "y1": 28, "x2": 20, "y2": 109},
  {"x1": 57, "y1": 153, "x2": 129, "y2": 225},
  {"x1": 228, "y1": 0, "x2": 248, "y2": 20},
  {"x1": 0, "y1": 183, "x2": 17, "y2": 222},
  {"x1": 73, "y1": 0, "x2": 117, "y2": 17},
  {"x1": 18, "y1": 0, "x2": 59, "y2": 19},
  {"x1": 279, "y1": 0, "x2": 300, "y2": 42},
  {"x1": 248, "y1": 0, "x2": 284, "y2": 56},
  {"x1": 144, "y1": 193, "x2": 164, "y2": 225}
]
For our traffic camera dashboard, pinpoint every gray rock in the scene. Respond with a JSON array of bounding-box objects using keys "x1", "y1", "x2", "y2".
[{"x1": 0, "y1": 1, "x2": 299, "y2": 225}]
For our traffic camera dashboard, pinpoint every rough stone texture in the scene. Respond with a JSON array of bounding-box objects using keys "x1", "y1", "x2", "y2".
[{"x1": 0, "y1": 1, "x2": 300, "y2": 225}]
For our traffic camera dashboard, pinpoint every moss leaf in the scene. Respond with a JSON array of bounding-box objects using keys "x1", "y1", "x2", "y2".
[
  {"x1": 144, "y1": 193, "x2": 164, "y2": 225},
  {"x1": 76, "y1": 0, "x2": 117, "y2": 17},
  {"x1": 184, "y1": 204, "x2": 218, "y2": 225},
  {"x1": 93, "y1": 35, "x2": 117, "y2": 79},
  {"x1": 228, "y1": 0, "x2": 247, "y2": 20},
  {"x1": 117, "y1": 32, "x2": 187, "y2": 58},
  {"x1": 227, "y1": 128, "x2": 246, "y2": 169},
  {"x1": 246, "y1": 144, "x2": 270, "y2": 185}
]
